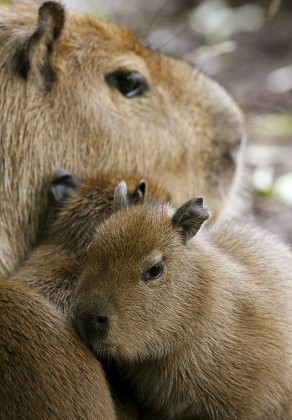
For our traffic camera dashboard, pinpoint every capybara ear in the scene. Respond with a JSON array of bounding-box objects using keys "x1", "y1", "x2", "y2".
[
  {"x1": 50, "y1": 169, "x2": 81, "y2": 205},
  {"x1": 129, "y1": 179, "x2": 147, "y2": 204},
  {"x1": 113, "y1": 181, "x2": 129, "y2": 212},
  {"x1": 16, "y1": 1, "x2": 65, "y2": 90},
  {"x1": 172, "y1": 197, "x2": 209, "y2": 243}
]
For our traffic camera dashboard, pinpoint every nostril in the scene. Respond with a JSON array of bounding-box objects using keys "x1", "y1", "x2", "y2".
[
  {"x1": 75, "y1": 312, "x2": 110, "y2": 342},
  {"x1": 88, "y1": 315, "x2": 110, "y2": 339},
  {"x1": 96, "y1": 315, "x2": 108, "y2": 325}
]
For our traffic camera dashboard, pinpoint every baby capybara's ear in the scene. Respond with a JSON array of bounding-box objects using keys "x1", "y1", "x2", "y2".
[
  {"x1": 113, "y1": 181, "x2": 129, "y2": 212},
  {"x1": 129, "y1": 179, "x2": 147, "y2": 204},
  {"x1": 15, "y1": 1, "x2": 65, "y2": 90},
  {"x1": 50, "y1": 169, "x2": 81, "y2": 205},
  {"x1": 172, "y1": 197, "x2": 209, "y2": 243}
]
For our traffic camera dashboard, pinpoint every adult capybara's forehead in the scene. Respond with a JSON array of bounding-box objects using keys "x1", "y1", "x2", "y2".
[
  {"x1": 66, "y1": 11, "x2": 192, "y2": 79},
  {"x1": 69, "y1": 13, "x2": 143, "y2": 50}
]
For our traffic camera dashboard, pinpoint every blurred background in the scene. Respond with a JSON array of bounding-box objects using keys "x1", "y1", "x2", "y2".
[{"x1": 11, "y1": 0, "x2": 292, "y2": 243}]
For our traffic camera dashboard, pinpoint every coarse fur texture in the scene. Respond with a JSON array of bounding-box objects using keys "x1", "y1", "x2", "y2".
[
  {"x1": 11, "y1": 172, "x2": 169, "y2": 320},
  {"x1": 0, "y1": 278, "x2": 116, "y2": 420},
  {"x1": 74, "y1": 184, "x2": 292, "y2": 420},
  {"x1": 0, "y1": 1, "x2": 245, "y2": 276},
  {"x1": 11, "y1": 172, "x2": 169, "y2": 420}
]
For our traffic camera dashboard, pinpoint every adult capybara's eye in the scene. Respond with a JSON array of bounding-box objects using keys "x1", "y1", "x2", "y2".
[
  {"x1": 142, "y1": 260, "x2": 165, "y2": 282},
  {"x1": 105, "y1": 71, "x2": 149, "y2": 98}
]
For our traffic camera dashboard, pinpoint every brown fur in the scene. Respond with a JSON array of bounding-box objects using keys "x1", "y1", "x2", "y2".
[
  {"x1": 0, "y1": 1, "x2": 245, "y2": 276},
  {"x1": 0, "y1": 278, "x2": 116, "y2": 420},
  {"x1": 10, "y1": 173, "x2": 169, "y2": 420},
  {"x1": 74, "y1": 188, "x2": 292, "y2": 420},
  {"x1": 11, "y1": 173, "x2": 169, "y2": 320}
]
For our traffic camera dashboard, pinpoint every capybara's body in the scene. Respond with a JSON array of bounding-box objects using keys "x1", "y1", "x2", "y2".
[
  {"x1": 0, "y1": 1, "x2": 244, "y2": 276},
  {"x1": 74, "y1": 186, "x2": 292, "y2": 420},
  {"x1": 0, "y1": 278, "x2": 116, "y2": 420}
]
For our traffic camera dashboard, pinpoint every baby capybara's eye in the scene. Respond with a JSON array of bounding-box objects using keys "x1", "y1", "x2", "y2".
[
  {"x1": 105, "y1": 71, "x2": 149, "y2": 98},
  {"x1": 142, "y1": 260, "x2": 165, "y2": 282}
]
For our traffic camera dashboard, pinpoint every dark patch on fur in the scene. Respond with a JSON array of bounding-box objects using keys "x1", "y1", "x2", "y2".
[
  {"x1": 172, "y1": 197, "x2": 209, "y2": 243},
  {"x1": 14, "y1": 2, "x2": 65, "y2": 89}
]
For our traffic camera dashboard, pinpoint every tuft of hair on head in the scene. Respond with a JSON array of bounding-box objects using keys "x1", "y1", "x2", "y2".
[
  {"x1": 129, "y1": 179, "x2": 147, "y2": 204},
  {"x1": 113, "y1": 181, "x2": 129, "y2": 212},
  {"x1": 113, "y1": 179, "x2": 148, "y2": 212},
  {"x1": 172, "y1": 197, "x2": 209, "y2": 244}
]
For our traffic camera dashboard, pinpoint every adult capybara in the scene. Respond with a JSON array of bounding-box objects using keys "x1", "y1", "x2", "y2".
[
  {"x1": 0, "y1": 1, "x2": 245, "y2": 276},
  {"x1": 74, "y1": 181, "x2": 292, "y2": 420},
  {"x1": 0, "y1": 278, "x2": 116, "y2": 420}
]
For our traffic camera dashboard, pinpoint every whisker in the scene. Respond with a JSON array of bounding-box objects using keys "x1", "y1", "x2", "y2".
[
  {"x1": 76, "y1": 224, "x2": 95, "y2": 248},
  {"x1": 156, "y1": 27, "x2": 188, "y2": 52},
  {"x1": 145, "y1": 0, "x2": 174, "y2": 37}
]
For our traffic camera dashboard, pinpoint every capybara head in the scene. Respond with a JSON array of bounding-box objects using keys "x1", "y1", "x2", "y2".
[
  {"x1": 45, "y1": 169, "x2": 169, "y2": 254},
  {"x1": 0, "y1": 1, "x2": 244, "y2": 275},
  {"x1": 74, "y1": 181, "x2": 209, "y2": 360}
]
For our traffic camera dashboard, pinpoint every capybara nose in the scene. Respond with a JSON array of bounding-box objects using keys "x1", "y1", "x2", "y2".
[
  {"x1": 95, "y1": 315, "x2": 108, "y2": 325},
  {"x1": 76, "y1": 312, "x2": 110, "y2": 343}
]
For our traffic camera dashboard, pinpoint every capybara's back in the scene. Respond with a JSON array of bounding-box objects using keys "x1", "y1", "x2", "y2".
[{"x1": 0, "y1": 278, "x2": 116, "y2": 420}]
